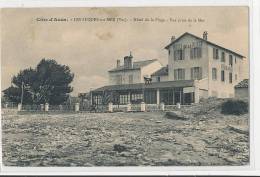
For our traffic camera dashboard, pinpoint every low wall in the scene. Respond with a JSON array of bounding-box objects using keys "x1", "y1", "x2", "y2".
[{"x1": 9, "y1": 102, "x2": 194, "y2": 114}]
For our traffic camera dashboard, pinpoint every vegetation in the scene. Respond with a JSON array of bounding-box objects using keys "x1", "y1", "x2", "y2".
[
  {"x1": 221, "y1": 99, "x2": 248, "y2": 115},
  {"x1": 3, "y1": 59, "x2": 74, "y2": 105},
  {"x1": 101, "y1": 90, "x2": 120, "y2": 105}
]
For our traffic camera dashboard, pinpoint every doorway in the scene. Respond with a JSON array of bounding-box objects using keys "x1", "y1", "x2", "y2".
[
  {"x1": 183, "y1": 92, "x2": 194, "y2": 105},
  {"x1": 174, "y1": 91, "x2": 183, "y2": 105}
]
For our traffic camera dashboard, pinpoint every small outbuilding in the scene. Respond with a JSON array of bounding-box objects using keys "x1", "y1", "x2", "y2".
[{"x1": 235, "y1": 79, "x2": 249, "y2": 99}]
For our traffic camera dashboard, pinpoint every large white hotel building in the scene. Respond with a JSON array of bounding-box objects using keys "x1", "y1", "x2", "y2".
[{"x1": 91, "y1": 31, "x2": 246, "y2": 105}]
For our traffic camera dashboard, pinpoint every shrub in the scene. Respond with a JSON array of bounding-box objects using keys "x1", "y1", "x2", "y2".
[
  {"x1": 221, "y1": 99, "x2": 248, "y2": 115},
  {"x1": 113, "y1": 144, "x2": 127, "y2": 153}
]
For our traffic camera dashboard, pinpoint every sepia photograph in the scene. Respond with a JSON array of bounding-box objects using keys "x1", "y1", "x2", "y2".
[{"x1": 1, "y1": 6, "x2": 250, "y2": 167}]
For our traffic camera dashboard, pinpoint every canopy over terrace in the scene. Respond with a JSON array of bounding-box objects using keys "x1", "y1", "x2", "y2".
[{"x1": 90, "y1": 80, "x2": 197, "y2": 105}]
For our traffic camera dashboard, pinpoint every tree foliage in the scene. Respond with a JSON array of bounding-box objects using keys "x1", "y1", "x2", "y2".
[{"x1": 3, "y1": 59, "x2": 74, "y2": 105}]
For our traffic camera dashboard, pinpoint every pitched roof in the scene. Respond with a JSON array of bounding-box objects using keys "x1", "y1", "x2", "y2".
[
  {"x1": 91, "y1": 80, "x2": 195, "y2": 92},
  {"x1": 165, "y1": 32, "x2": 245, "y2": 58},
  {"x1": 235, "y1": 79, "x2": 249, "y2": 88},
  {"x1": 151, "y1": 66, "x2": 168, "y2": 76},
  {"x1": 108, "y1": 59, "x2": 158, "y2": 72}
]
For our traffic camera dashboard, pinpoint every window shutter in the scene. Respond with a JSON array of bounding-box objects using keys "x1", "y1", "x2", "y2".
[
  {"x1": 174, "y1": 69, "x2": 177, "y2": 80},
  {"x1": 221, "y1": 70, "x2": 225, "y2": 81},
  {"x1": 198, "y1": 48, "x2": 202, "y2": 58},
  {"x1": 182, "y1": 69, "x2": 185, "y2": 80},
  {"x1": 212, "y1": 68, "x2": 217, "y2": 80},
  {"x1": 229, "y1": 73, "x2": 232, "y2": 83},
  {"x1": 199, "y1": 67, "x2": 202, "y2": 79},
  {"x1": 191, "y1": 68, "x2": 194, "y2": 80}
]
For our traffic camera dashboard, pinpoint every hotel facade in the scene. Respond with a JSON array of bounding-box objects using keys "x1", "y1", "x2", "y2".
[{"x1": 91, "y1": 32, "x2": 245, "y2": 105}]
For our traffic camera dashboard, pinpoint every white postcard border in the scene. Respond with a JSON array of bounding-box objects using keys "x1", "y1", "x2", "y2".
[{"x1": 0, "y1": 0, "x2": 259, "y2": 176}]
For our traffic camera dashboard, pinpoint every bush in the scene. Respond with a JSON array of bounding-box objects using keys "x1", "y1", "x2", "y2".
[
  {"x1": 113, "y1": 144, "x2": 127, "y2": 153},
  {"x1": 221, "y1": 99, "x2": 248, "y2": 115}
]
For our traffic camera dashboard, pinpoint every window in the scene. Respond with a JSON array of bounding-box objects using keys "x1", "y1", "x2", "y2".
[
  {"x1": 191, "y1": 67, "x2": 202, "y2": 80},
  {"x1": 93, "y1": 95, "x2": 102, "y2": 105},
  {"x1": 131, "y1": 93, "x2": 143, "y2": 102},
  {"x1": 235, "y1": 57, "x2": 237, "y2": 64},
  {"x1": 156, "y1": 76, "x2": 160, "y2": 82},
  {"x1": 213, "y1": 48, "x2": 219, "y2": 59},
  {"x1": 235, "y1": 74, "x2": 237, "y2": 81},
  {"x1": 221, "y1": 52, "x2": 225, "y2": 62},
  {"x1": 229, "y1": 55, "x2": 233, "y2": 66},
  {"x1": 174, "y1": 49, "x2": 184, "y2": 60},
  {"x1": 160, "y1": 89, "x2": 174, "y2": 105},
  {"x1": 229, "y1": 73, "x2": 232, "y2": 83},
  {"x1": 116, "y1": 75, "x2": 122, "y2": 84},
  {"x1": 144, "y1": 90, "x2": 157, "y2": 104},
  {"x1": 120, "y1": 94, "x2": 129, "y2": 104},
  {"x1": 174, "y1": 68, "x2": 185, "y2": 80},
  {"x1": 190, "y1": 47, "x2": 202, "y2": 59},
  {"x1": 221, "y1": 70, "x2": 225, "y2": 82},
  {"x1": 212, "y1": 68, "x2": 217, "y2": 80},
  {"x1": 129, "y1": 75, "x2": 133, "y2": 84}
]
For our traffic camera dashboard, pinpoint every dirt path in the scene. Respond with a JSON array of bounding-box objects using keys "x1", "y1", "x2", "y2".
[{"x1": 2, "y1": 110, "x2": 249, "y2": 166}]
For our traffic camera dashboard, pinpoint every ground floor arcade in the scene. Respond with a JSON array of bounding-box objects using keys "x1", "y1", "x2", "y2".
[{"x1": 91, "y1": 80, "x2": 202, "y2": 105}]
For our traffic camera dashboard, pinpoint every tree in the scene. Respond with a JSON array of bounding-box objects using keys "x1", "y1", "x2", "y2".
[
  {"x1": 3, "y1": 59, "x2": 74, "y2": 105},
  {"x1": 3, "y1": 68, "x2": 36, "y2": 104}
]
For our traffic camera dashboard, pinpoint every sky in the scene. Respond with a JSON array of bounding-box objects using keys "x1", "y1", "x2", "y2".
[{"x1": 1, "y1": 7, "x2": 249, "y2": 96}]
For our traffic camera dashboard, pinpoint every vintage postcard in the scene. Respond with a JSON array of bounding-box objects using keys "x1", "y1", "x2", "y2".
[{"x1": 1, "y1": 6, "x2": 250, "y2": 169}]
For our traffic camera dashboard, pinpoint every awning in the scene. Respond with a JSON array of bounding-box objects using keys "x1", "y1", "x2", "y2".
[{"x1": 91, "y1": 80, "x2": 195, "y2": 93}]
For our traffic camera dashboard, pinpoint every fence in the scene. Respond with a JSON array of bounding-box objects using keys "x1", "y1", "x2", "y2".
[
  {"x1": 1, "y1": 102, "x2": 17, "y2": 109},
  {"x1": 3, "y1": 102, "x2": 193, "y2": 113},
  {"x1": 19, "y1": 104, "x2": 82, "y2": 112}
]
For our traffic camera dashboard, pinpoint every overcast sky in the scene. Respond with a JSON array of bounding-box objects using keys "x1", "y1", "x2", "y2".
[{"x1": 1, "y1": 7, "x2": 249, "y2": 96}]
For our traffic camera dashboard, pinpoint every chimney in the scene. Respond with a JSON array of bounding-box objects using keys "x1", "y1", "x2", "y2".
[
  {"x1": 171, "y1": 36, "x2": 175, "y2": 42},
  {"x1": 124, "y1": 52, "x2": 133, "y2": 69},
  {"x1": 203, "y1": 31, "x2": 208, "y2": 40},
  {"x1": 116, "y1": 60, "x2": 120, "y2": 68}
]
